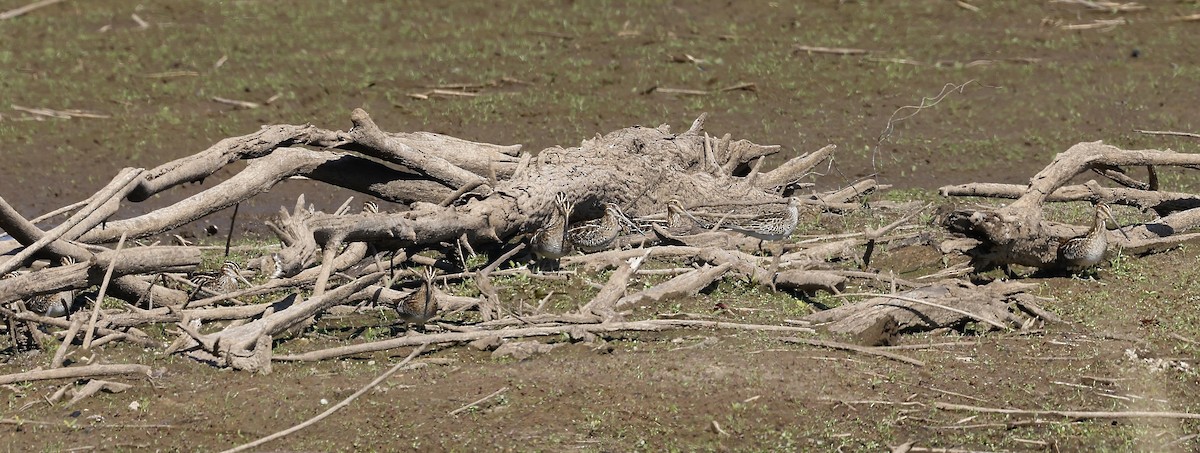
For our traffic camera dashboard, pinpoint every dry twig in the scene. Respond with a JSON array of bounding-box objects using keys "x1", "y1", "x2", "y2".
[
  {"x1": 777, "y1": 337, "x2": 925, "y2": 367},
  {"x1": 0, "y1": 0, "x2": 67, "y2": 21},
  {"x1": 448, "y1": 386, "x2": 509, "y2": 416},
  {"x1": 220, "y1": 346, "x2": 425, "y2": 453}
]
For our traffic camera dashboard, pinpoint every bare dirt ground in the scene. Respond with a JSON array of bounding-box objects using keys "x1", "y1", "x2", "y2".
[{"x1": 2, "y1": 1, "x2": 1200, "y2": 451}]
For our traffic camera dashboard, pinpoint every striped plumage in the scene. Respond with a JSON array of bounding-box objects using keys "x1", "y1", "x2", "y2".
[
  {"x1": 719, "y1": 197, "x2": 801, "y2": 241},
  {"x1": 530, "y1": 192, "x2": 574, "y2": 260},
  {"x1": 566, "y1": 203, "x2": 630, "y2": 252},
  {"x1": 666, "y1": 199, "x2": 708, "y2": 235},
  {"x1": 397, "y1": 267, "x2": 439, "y2": 325},
  {"x1": 191, "y1": 261, "x2": 251, "y2": 295},
  {"x1": 363, "y1": 201, "x2": 379, "y2": 214},
  {"x1": 1058, "y1": 202, "x2": 1122, "y2": 272},
  {"x1": 268, "y1": 253, "x2": 285, "y2": 279},
  {"x1": 25, "y1": 256, "x2": 78, "y2": 318}
]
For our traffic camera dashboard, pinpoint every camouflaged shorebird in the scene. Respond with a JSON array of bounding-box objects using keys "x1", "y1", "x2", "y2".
[
  {"x1": 665, "y1": 199, "x2": 709, "y2": 236},
  {"x1": 530, "y1": 192, "x2": 574, "y2": 262},
  {"x1": 190, "y1": 261, "x2": 252, "y2": 296},
  {"x1": 567, "y1": 203, "x2": 634, "y2": 253},
  {"x1": 1058, "y1": 202, "x2": 1127, "y2": 274},
  {"x1": 397, "y1": 267, "x2": 439, "y2": 325},
  {"x1": 23, "y1": 256, "x2": 79, "y2": 318},
  {"x1": 718, "y1": 197, "x2": 802, "y2": 242}
]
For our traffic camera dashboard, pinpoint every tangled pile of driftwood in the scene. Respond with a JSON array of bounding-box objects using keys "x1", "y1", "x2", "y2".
[{"x1": 0, "y1": 110, "x2": 1079, "y2": 376}]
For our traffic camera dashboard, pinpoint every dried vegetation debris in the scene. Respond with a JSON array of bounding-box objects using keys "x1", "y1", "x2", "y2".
[{"x1": 0, "y1": 111, "x2": 1060, "y2": 385}]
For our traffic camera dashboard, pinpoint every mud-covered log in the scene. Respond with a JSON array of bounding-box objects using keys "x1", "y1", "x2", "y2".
[
  {"x1": 802, "y1": 280, "x2": 1040, "y2": 337},
  {"x1": 615, "y1": 262, "x2": 732, "y2": 311},
  {"x1": 774, "y1": 270, "x2": 846, "y2": 294}
]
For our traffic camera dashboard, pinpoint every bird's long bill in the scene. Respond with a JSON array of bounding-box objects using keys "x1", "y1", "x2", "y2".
[
  {"x1": 235, "y1": 273, "x2": 253, "y2": 286},
  {"x1": 1104, "y1": 209, "x2": 1132, "y2": 240},
  {"x1": 618, "y1": 211, "x2": 644, "y2": 233}
]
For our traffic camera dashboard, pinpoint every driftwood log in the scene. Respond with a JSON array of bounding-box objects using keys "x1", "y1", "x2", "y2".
[
  {"x1": 803, "y1": 280, "x2": 1048, "y2": 346},
  {"x1": 940, "y1": 141, "x2": 1200, "y2": 270},
  {"x1": 1, "y1": 110, "x2": 1052, "y2": 372}
]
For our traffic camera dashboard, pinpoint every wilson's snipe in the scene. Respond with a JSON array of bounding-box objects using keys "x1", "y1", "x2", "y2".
[
  {"x1": 665, "y1": 199, "x2": 708, "y2": 235},
  {"x1": 191, "y1": 261, "x2": 251, "y2": 296},
  {"x1": 530, "y1": 192, "x2": 574, "y2": 261},
  {"x1": 1058, "y1": 202, "x2": 1127, "y2": 273},
  {"x1": 397, "y1": 267, "x2": 439, "y2": 325},
  {"x1": 362, "y1": 201, "x2": 379, "y2": 214},
  {"x1": 719, "y1": 197, "x2": 802, "y2": 241},
  {"x1": 567, "y1": 203, "x2": 634, "y2": 252},
  {"x1": 25, "y1": 256, "x2": 79, "y2": 317}
]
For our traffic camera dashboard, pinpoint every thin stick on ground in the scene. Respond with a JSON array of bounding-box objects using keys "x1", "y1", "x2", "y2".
[
  {"x1": 219, "y1": 345, "x2": 425, "y2": 453},
  {"x1": 0, "y1": 364, "x2": 152, "y2": 385},
  {"x1": 224, "y1": 202, "x2": 239, "y2": 257},
  {"x1": 933, "y1": 402, "x2": 1200, "y2": 420},
  {"x1": 83, "y1": 232, "x2": 126, "y2": 350},
  {"x1": 50, "y1": 315, "x2": 84, "y2": 369},
  {"x1": 0, "y1": 418, "x2": 175, "y2": 429},
  {"x1": 275, "y1": 319, "x2": 816, "y2": 362},
  {"x1": 777, "y1": 337, "x2": 926, "y2": 367},
  {"x1": 1134, "y1": 129, "x2": 1200, "y2": 139},
  {"x1": 448, "y1": 386, "x2": 509, "y2": 416},
  {"x1": 0, "y1": 0, "x2": 67, "y2": 20}
]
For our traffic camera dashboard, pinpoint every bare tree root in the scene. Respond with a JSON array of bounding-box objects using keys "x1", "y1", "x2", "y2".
[
  {"x1": 3, "y1": 109, "x2": 1017, "y2": 374},
  {"x1": 802, "y1": 280, "x2": 1049, "y2": 343},
  {"x1": 172, "y1": 273, "x2": 384, "y2": 372},
  {"x1": 940, "y1": 141, "x2": 1200, "y2": 269}
]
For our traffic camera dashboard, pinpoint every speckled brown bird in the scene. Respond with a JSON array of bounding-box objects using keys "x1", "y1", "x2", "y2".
[
  {"x1": 567, "y1": 203, "x2": 633, "y2": 253},
  {"x1": 530, "y1": 192, "x2": 574, "y2": 261},
  {"x1": 190, "y1": 261, "x2": 251, "y2": 296},
  {"x1": 718, "y1": 197, "x2": 802, "y2": 242},
  {"x1": 1058, "y1": 202, "x2": 1126, "y2": 273},
  {"x1": 398, "y1": 267, "x2": 439, "y2": 325}
]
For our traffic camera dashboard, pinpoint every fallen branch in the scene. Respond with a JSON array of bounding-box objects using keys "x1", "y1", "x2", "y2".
[
  {"x1": 777, "y1": 337, "x2": 925, "y2": 367},
  {"x1": 0, "y1": 0, "x2": 68, "y2": 20},
  {"x1": 275, "y1": 319, "x2": 815, "y2": 362},
  {"x1": 1135, "y1": 129, "x2": 1200, "y2": 140},
  {"x1": 933, "y1": 402, "x2": 1200, "y2": 420},
  {"x1": 83, "y1": 233, "x2": 126, "y2": 349},
  {"x1": 448, "y1": 386, "x2": 509, "y2": 416},
  {"x1": 0, "y1": 364, "x2": 152, "y2": 385},
  {"x1": 793, "y1": 45, "x2": 869, "y2": 56}
]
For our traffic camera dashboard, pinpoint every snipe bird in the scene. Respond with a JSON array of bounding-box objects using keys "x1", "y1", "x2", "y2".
[
  {"x1": 530, "y1": 192, "x2": 574, "y2": 261},
  {"x1": 191, "y1": 261, "x2": 252, "y2": 296},
  {"x1": 25, "y1": 256, "x2": 79, "y2": 318},
  {"x1": 397, "y1": 267, "x2": 439, "y2": 325},
  {"x1": 665, "y1": 199, "x2": 709, "y2": 236},
  {"x1": 719, "y1": 197, "x2": 802, "y2": 242},
  {"x1": 1058, "y1": 202, "x2": 1128, "y2": 273},
  {"x1": 567, "y1": 203, "x2": 635, "y2": 253},
  {"x1": 362, "y1": 201, "x2": 379, "y2": 214}
]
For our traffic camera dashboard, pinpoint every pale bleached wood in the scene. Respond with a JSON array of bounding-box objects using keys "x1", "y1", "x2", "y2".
[{"x1": 0, "y1": 364, "x2": 152, "y2": 385}]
